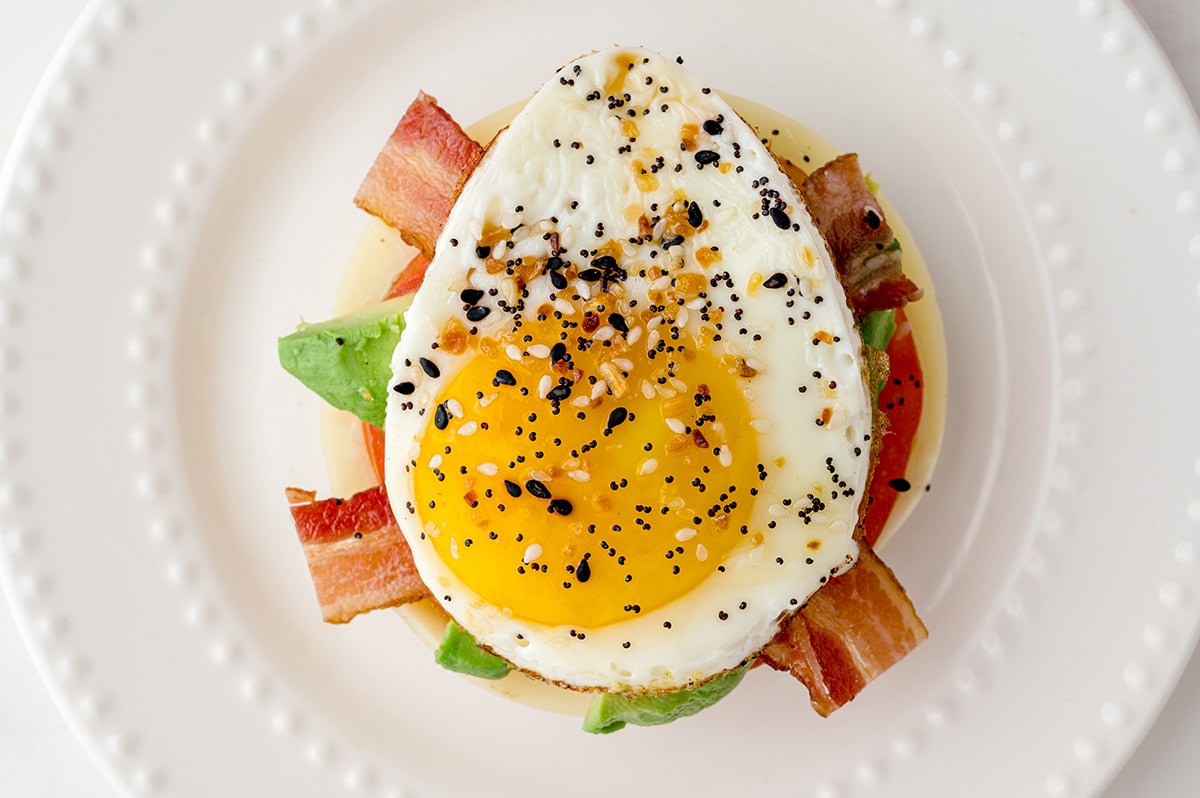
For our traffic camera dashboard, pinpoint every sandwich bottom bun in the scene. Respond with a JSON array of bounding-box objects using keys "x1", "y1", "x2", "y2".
[{"x1": 318, "y1": 95, "x2": 946, "y2": 715}]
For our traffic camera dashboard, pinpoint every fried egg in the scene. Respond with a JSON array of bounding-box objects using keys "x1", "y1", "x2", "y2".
[{"x1": 384, "y1": 47, "x2": 873, "y2": 693}]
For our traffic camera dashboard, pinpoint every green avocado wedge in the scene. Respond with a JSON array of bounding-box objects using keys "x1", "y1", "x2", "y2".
[
  {"x1": 859, "y1": 309, "x2": 896, "y2": 401},
  {"x1": 434, "y1": 621, "x2": 514, "y2": 680},
  {"x1": 582, "y1": 661, "x2": 754, "y2": 734},
  {"x1": 278, "y1": 295, "x2": 412, "y2": 428}
]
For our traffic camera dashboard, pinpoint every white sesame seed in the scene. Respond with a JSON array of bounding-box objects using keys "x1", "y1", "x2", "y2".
[
  {"x1": 477, "y1": 462, "x2": 498, "y2": 475},
  {"x1": 649, "y1": 276, "x2": 671, "y2": 292},
  {"x1": 675, "y1": 527, "x2": 697, "y2": 541},
  {"x1": 746, "y1": 357, "x2": 766, "y2": 372},
  {"x1": 718, "y1": 445, "x2": 733, "y2": 467},
  {"x1": 572, "y1": 395, "x2": 590, "y2": 408},
  {"x1": 647, "y1": 316, "x2": 664, "y2": 330},
  {"x1": 505, "y1": 344, "x2": 523, "y2": 361},
  {"x1": 528, "y1": 344, "x2": 551, "y2": 359},
  {"x1": 685, "y1": 297, "x2": 706, "y2": 310},
  {"x1": 480, "y1": 392, "x2": 499, "y2": 408},
  {"x1": 593, "y1": 326, "x2": 615, "y2": 341},
  {"x1": 665, "y1": 417, "x2": 685, "y2": 434},
  {"x1": 748, "y1": 544, "x2": 763, "y2": 563},
  {"x1": 538, "y1": 374, "x2": 553, "y2": 398},
  {"x1": 530, "y1": 469, "x2": 553, "y2": 482},
  {"x1": 445, "y1": 398, "x2": 463, "y2": 418},
  {"x1": 500, "y1": 212, "x2": 521, "y2": 228},
  {"x1": 424, "y1": 521, "x2": 440, "y2": 538},
  {"x1": 429, "y1": 454, "x2": 443, "y2": 469},
  {"x1": 458, "y1": 421, "x2": 478, "y2": 436},
  {"x1": 641, "y1": 380, "x2": 655, "y2": 399},
  {"x1": 638, "y1": 458, "x2": 658, "y2": 475},
  {"x1": 591, "y1": 380, "x2": 608, "y2": 399},
  {"x1": 577, "y1": 282, "x2": 592, "y2": 300},
  {"x1": 675, "y1": 307, "x2": 690, "y2": 327},
  {"x1": 569, "y1": 470, "x2": 591, "y2": 482},
  {"x1": 769, "y1": 503, "x2": 787, "y2": 517},
  {"x1": 523, "y1": 543, "x2": 543, "y2": 563},
  {"x1": 695, "y1": 544, "x2": 708, "y2": 562},
  {"x1": 554, "y1": 298, "x2": 574, "y2": 316},
  {"x1": 646, "y1": 329, "x2": 661, "y2": 350},
  {"x1": 612, "y1": 357, "x2": 634, "y2": 372},
  {"x1": 627, "y1": 326, "x2": 643, "y2": 345},
  {"x1": 750, "y1": 418, "x2": 772, "y2": 432},
  {"x1": 450, "y1": 538, "x2": 460, "y2": 559},
  {"x1": 669, "y1": 378, "x2": 687, "y2": 392}
]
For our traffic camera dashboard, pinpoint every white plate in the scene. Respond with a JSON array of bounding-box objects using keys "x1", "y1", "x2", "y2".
[{"x1": 1, "y1": 1, "x2": 1198, "y2": 796}]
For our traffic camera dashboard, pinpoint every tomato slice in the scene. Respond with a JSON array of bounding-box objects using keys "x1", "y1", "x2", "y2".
[{"x1": 861, "y1": 308, "x2": 924, "y2": 546}]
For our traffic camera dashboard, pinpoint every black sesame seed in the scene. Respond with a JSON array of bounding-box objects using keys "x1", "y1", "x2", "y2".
[
  {"x1": 475, "y1": 245, "x2": 491, "y2": 259},
  {"x1": 548, "y1": 498, "x2": 574, "y2": 515},
  {"x1": 608, "y1": 313, "x2": 629, "y2": 333},
  {"x1": 526, "y1": 479, "x2": 552, "y2": 499},
  {"x1": 550, "y1": 270, "x2": 568, "y2": 290},
  {"x1": 546, "y1": 383, "x2": 572, "y2": 402},
  {"x1": 578, "y1": 268, "x2": 602, "y2": 282},
  {"x1": 576, "y1": 557, "x2": 591, "y2": 583},
  {"x1": 494, "y1": 369, "x2": 516, "y2": 386},
  {"x1": 460, "y1": 288, "x2": 484, "y2": 305},
  {"x1": 762, "y1": 272, "x2": 788, "y2": 289},
  {"x1": 694, "y1": 150, "x2": 720, "y2": 166},
  {"x1": 465, "y1": 306, "x2": 491, "y2": 322},
  {"x1": 606, "y1": 406, "x2": 628, "y2": 430},
  {"x1": 769, "y1": 207, "x2": 791, "y2": 229},
  {"x1": 888, "y1": 477, "x2": 912, "y2": 492},
  {"x1": 702, "y1": 119, "x2": 723, "y2": 135},
  {"x1": 687, "y1": 200, "x2": 703, "y2": 228},
  {"x1": 419, "y1": 358, "x2": 440, "y2": 378},
  {"x1": 433, "y1": 402, "x2": 449, "y2": 430},
  {"x1": 392, "y1": 381, "x2": 415, "y2": 395}
]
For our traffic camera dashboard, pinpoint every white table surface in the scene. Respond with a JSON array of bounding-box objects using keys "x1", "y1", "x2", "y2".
[{"x1": 1, "y1": 1, "x2": 1198, "y2": 796}]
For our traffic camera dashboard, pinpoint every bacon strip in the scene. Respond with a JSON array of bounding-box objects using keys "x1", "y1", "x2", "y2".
[
  {"x1": 354, "y1": 92, "x2": 483, "y2": 259},
  {"x1": 796, "y1": 154, "x2": 923, "y2": 316},
  {"x1": 383, "y1": 251, "x2": 431, "y2": 300},
  {"x1": 760, "y1": 539, "x2": 927, "y2": 716},
  {"x1": 287, "y1": 485, "x2": 430, "y2": 623}
]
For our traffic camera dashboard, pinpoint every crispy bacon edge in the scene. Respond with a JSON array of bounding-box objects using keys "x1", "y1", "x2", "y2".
[
  {"x1": 760, "y1": 538, "x2": 927, "y2": 716},
  {"x1": 354, "y1": 92, "x2": 483, "y2": 260},
  {"x1": 286, "y1": 485, "x2": 430, "y2": 623},
  {"x1": 785, "y1": 153, "x2": 923, "y2": 316}
]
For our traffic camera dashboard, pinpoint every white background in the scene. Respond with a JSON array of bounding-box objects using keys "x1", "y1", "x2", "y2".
[{"x1": 0, "y1": 1, "x2": 1197, "y2": 796}]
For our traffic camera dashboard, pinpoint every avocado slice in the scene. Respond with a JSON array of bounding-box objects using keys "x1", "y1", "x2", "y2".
[
  {"x1": 859, "y1": 309, "x2": 896, "y2": 401},
  {"x1": 859, "y1": 308, "x2": 896, "y2": 352},
  {"x1": 278, "y1": 295, "x2": 412, "y2": 428},
  {"x1": 582, "y1": 661, "x2": 753, "y2": 734},
  {"x1": 434, "y1": 620, "x2": 514, "y2": 680}
]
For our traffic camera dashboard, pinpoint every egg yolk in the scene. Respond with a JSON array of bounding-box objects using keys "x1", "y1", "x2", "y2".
[{"x1": 413, "y1": 293, "x2": 760, "y2": 629}]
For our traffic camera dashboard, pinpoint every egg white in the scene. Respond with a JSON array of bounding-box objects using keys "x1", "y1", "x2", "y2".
[{"x1": 384, "y1": 47, "x2": 873, "y2": 693}]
